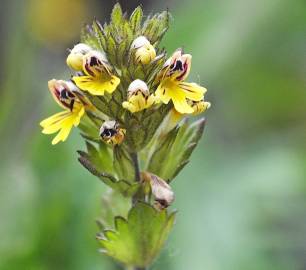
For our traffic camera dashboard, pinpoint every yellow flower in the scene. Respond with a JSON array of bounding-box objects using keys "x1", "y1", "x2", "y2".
[
  {"x1": 66, "y1": 43, "x2": 92, "y2": 71},
  {"x1": 99, "y1": 120, "x2": 126, "y2": 145},
  {"x1": 131, "y1": 36, "x2": 156, "y2": 65},
  {"x1": 122, "y1": 79, "x2": 156, "y2": 113},
  {"x1": 155, "y1": 49, "x2": 207, "y2": 114},
  {"x1": 73, "y1": 50, "x2": 120, "y2": 96},
  {"x1": 40, "y1": 79, "x2": 88, "y2": 145},
  {"x1": 188, "y1": 99, "x2": 211, "y2": 115}
]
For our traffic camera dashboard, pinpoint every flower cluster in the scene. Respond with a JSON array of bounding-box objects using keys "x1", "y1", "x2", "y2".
[
  {"x1": 40, "y1": 40, "x2": 209, "y2": 145},
  {"x1": 39, "y1": 4, "x2": 211, "y2": 269}
]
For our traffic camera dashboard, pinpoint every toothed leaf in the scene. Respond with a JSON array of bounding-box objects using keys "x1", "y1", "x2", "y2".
[{"x1": 98, "y1": 202, "x2": 176, "y2": 268}]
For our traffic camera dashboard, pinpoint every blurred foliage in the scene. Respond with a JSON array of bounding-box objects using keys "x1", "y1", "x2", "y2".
[
  {"x1": 0, "y1": 0, "x2": 305, "y2": 269},
  {"x1": 26, "y1": 0, "x2": 91, "y2": 48}
]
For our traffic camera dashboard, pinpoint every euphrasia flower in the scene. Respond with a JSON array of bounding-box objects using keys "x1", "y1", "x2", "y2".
[
  {"x1": 131, "y1": 36, "x2": 156, "y2": 65},
  {"x1": 99, "y1": 120, "x2": 126, "y2": 145},
  {"x1": 73, "y1": 50, "x2": 120, "y2": 95},
  {"x1": 122, "y1": 79, "x2": 156, "y2": 113},
  {"x1": 40, "y1": 79, "x2": 89, "y2": 145},
  {"x1": 155, "y1": 49, "x2": 206, "y2": 114},
  {"x1": 141, "y1": 172, "x2": 175, "y2": 209},
  {"x1": 66, "y1": 43, "x2": 92, "y2": 71}
]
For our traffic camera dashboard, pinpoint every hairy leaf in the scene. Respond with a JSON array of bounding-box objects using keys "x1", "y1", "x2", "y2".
[
  {"x1": 129, "y1": 6, "x2": 143, "y2": 34},
  {"x1": 111, "y1": 3, "x2": 124, "y2": 27}
]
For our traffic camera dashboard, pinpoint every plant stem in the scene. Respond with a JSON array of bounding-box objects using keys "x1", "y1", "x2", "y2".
[
  {"x1": 131, "y1": 152, "x2": 141, "y2": 205},
  {"x1": 131, "y1": 152, "x2": 141, "y2": 183}
]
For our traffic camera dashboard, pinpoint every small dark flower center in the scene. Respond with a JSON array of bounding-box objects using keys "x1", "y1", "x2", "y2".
[{"x1": 101, "y1": 128, "x2": 117, "y2": 138}]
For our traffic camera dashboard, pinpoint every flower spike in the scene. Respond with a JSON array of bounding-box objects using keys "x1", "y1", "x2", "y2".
[
  {"x1": 73, "y1": 50, "x2": 120, "y2": 96},
  {"x1": 40, "y1": 79, "x2": 89, "y2": 145},
  {"x1": 155, "y1": 49, "x2": 207, "y2": 114},
  {"x1": 122, "y1": 79, "x2": 156, "y2": 113},
  {"x1": 131, "y1": 36, "x2": 156, "y2": 65}
]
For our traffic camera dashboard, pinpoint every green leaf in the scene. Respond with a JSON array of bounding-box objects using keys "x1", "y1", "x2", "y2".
[
  {"x1": 111, "y1": 3, "x2": 123, "y2": 26},
  {"x1": 146, "y1": 127, "x2": 179, "y2": 174},
  {"x1": 78, "y1": 146, "x2": 140, "y2": 196},
  {"x1": 79, "y1": 141, "x2": 113, "y2": 174},
  {"x1": 80, "y1": 24, "x2": 101, "y2": 49},
  {"x1": 98, "y1": 202, "x2": 176, "y2": 268},
  {"x1": 147, "y1": 118, "x2": 206, "y2": 181},
  {"x1": 78, "y1": 114, "x2": 101, "y2": 142},
  {"x1": 92, "y1": 19, "x2": 107, "y2": 51},
  {"x1": 141, "y1": 11, "x2": 170, "y2": 45},
  {"x1": 129, "y1": 6, "x2": 143, "y2": 33},
  {"x1": 97, "y1": 190, "x2": 131, "y2": 230},
  {"x1": 113, "y1": 145, "x2": 135, "y2": 182}
]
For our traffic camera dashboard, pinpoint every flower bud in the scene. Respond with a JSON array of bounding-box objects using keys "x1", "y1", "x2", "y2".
[
  {"x1": 141, "y1": 172, "x2": 175, "y2": 209},
  {"x1": 99, "y1": 120, "x2": 126, "y2": 145},
  {"x1": 66, "y1": 43, "x2": 92, "y2": 71},
  {"x1": 122, "y1": 79, "x2": 155, "y2": 113},
  {"x1": 131, "y1": 36, "x2": 156, "y2": 65}
]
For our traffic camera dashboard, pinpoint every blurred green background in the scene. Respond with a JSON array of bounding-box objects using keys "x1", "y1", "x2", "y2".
[{"x1": 0, "y1": 0, "x2": 305, "y2": 269}]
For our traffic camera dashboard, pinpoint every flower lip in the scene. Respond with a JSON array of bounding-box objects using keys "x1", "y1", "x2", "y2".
[
  {"x1": 131, "y1": 36, "x2": 151, "y2": 49},
  {"x1": 70, "y1": 43, "x2": 92, "y2": 54},
  {"x1": 83, "y1": 50, "x2": 111, "y2": 77},
  {"x1": 99, "y1": 120, "x2": 118, "y2": 138},
  {"x1": 48, "y1": 79, "x2": 80, "y2": 111},
  {"x1": 66, "y1": 43, "x2": 92, "y2": 71},
  {"x1": 99, "y1": 120, "x2": 126, "y2": 145},
  {"x1": 160, "y1": 49, "x2": 191, "y2": 81},
  {"x1": 127, "y1": 79, "x2": 150, "y2": 98}
]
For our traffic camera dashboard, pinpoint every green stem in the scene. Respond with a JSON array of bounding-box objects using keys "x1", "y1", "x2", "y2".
[
  {"x1": 131, "y1": 152, "x2": 141, "y2": 183},
  {"x1": 131, "y1": 152, "x2": 141, "y2": 205}
]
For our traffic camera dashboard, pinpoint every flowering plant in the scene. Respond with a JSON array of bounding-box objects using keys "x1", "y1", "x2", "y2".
[{"x1": 40, "y1": 4, "x2": 210, "y2": 269}]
